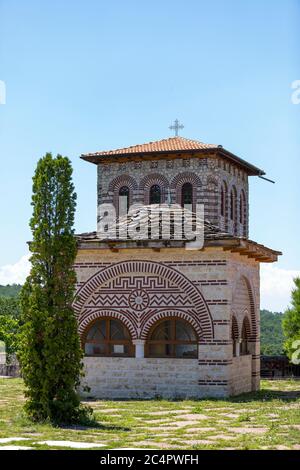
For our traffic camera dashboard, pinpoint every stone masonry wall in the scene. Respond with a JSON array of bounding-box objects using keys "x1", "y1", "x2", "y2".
[
  {"x1": 81, "y1": 357, "x2": 201, "y2": 399},
  {"x1": 97, "y1": 153, "x2": 249, "y2": 237},
  {"x1": 227, "y1": 254, "x2": 260, "y2": 391},
  {"x1": 230, "y1": 355, "x2": 252, "y2": 395},
  {"x1": 74, "y1": 246, "x2": 259, "y2": 398}
]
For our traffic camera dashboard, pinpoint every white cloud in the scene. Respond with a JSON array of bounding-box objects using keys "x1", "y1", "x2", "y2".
[
  {"x1": 0, "y1": 254, "x2": 31, "y2": 285},
  {"x1": 260, "y1": 264, "x2": 300, "y2": 313}
]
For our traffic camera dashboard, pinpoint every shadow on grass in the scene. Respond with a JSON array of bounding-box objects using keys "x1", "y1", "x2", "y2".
[
  {"x1": 60, "y1": 422, "x2": 131, "y2": 432},
  {"x1": 81, "y1": 389, "x2": 300, "y2": 405},
  {"x1": 228, "y1": 389, "x2": 300, "y2": 403},
  {"x1": 13, "y1": 410, "x2": 131, "y2": 432},
  {"x1": 187, "y1": 389, "x2": 300, "y2": 404},
  {"x1": 57, "y1": 407, "x2": 131, "y2": 432}
]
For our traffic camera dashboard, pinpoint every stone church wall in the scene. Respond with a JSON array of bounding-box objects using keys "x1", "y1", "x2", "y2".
[
  {"x1": 230, "y1": 355, "x2": 252, "y2": 395},
  {"x1": 97, "y1": 153, "x2": 249, "y2": 237},
  {"x1": 74, "y1": 246, "x2": 259, "y2": 398},
  {"x1": 81, "y1": 357, "x2": 201, "y2": 399}
]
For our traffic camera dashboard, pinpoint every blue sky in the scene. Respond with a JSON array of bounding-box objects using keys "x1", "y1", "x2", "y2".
[{"x1": 0, "y1": 0, "x2": 299, "y2": 310}]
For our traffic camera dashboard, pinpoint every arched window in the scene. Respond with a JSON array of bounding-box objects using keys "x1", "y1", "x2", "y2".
[
  {"x1": 240, "y1": 190, "x2": 247, "y2": 236},
  {"x1": 118, "y1": 186, "x2": 130, "y2": 216},
  {"x1": 146, "y1": 318, "x2": 198, "y2": 358},
  {"x1": 220, "y1": 181, "x2": 228, "y2": 230},
  {"x1": 149, "y1": 184, "x2": 161, "y2": 204},
  {"x1": 181, "y1": 182, "x2": 193, "y2": 210},
  {"x1": 221, "y1": 186, "x2": 224, "y2": 217},
  {"x1": 230, "y1": 186, "x2": 237, "y2": 233},
  {"x1": 240, "y1": 318, "x2": 250, "y2": 356},
  {"x1": 230, "y1": 189, "x2": 235, "y2": 220},
  {"x1": 84, "y1": 318, "x2": 134, "y2": 357},
  {"x1": 231, "y1": 316, "x2": 239, "y2": 357},
  {"x1": 239, "y1": 190, "x2": 244, "y2": 224}
]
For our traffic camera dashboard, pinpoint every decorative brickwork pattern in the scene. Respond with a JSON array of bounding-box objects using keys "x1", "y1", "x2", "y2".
[
  {"x1": 73, "y1": 260, "x2": 214, "y2": 341},
  {"x1": 231, "y1": 275, "x2": 256, "y2": 340},
  {"x1": 108, "y1": 175, "x2": 138, "y2": 193},
  {"x1": 139, "y1": 173, "x2": 169, "y2": 204},
  {"x1": 74, "y1": 247, "x2": 263, "y2": 397},
  {"x1": 107, "y1": 174, "x2": 138, "y2": 214},
  {"x1": 170, "y1": 171, "x2": 201, "y2": 210},
  {"x1": 97, "y1": 153, "x2": 249, "y2": 238}
]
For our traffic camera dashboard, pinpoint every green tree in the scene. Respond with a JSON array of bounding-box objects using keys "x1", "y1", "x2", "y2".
[
  {"x1": 0, "y1": 284, "x2": 22, "y2": 298},
  {"x1": 0, "y1": 296, "x2": 21, "y2": 320},
  {"x1": 282, "y1": 277, "x2": 300, "y2": 360},
  {"x1": 0, "y1": 296, "x2": 21, "y2": 362},
  {"x1": 18, "y1": 153, "x2": 91, "y2": 424},
  {"x1": 0, "y1": 315, "x2": 20, "y2": 362},
  {"x1": 260, "y1": 309, "x2": 284, "y2": 355}
]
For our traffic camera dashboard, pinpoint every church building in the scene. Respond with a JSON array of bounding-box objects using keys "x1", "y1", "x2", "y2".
[{"x1": 74, "y1": 130, "x2": 280, "y2": 399}]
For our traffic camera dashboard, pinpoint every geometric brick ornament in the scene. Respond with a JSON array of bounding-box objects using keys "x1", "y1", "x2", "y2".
[{"x1": 73, "y1": 260, "x2": 214, "y2": 341}]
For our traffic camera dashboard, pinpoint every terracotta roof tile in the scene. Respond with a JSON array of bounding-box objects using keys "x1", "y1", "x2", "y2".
[
  {"x1": 82, "y1": 136, "x2": 218, "y2": 158},
  {"x1": 80, "y1": 135, "x2": 265, "y2": 176}
]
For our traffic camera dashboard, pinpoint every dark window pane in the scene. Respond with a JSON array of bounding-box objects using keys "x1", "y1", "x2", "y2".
[
  {"x1": 110, "y1": 319, "x2": 129, "y2": 340},
  {"x1": 176, "y1": 320, "x2": 196, "y2": 341},
  {"x1": 221, "y1": 189, "x2": 224, "y2": 216},
  {"x1": 86, "y1": 320, "x2": 106, "y2": 341},
  {"x1": 149, "y1": 184, "x2": 161, "y2": 204},
  {"x1": 230, "y1": 187, "x2": 237, "y2": 222},
  {"x1": 151, "y1": 320, "x2": 172, "y2": 340},
  {"x1": 119, "y1": 186, "x2": 129, "y2": 214},
  {"x1": 99, "y1": 320, "x2": 106, "y2": 338},
  {"x1": 119, "y1": 186, "x2": 129, "y2": 197},
  {"x1": 86, "y1": 323, "x2": 98, "y2": 341},
  {"x1": 85, "y1": 343, "x2": 106, "y2": 356},
  {"x1": 85, "y1": 319, "x2": 133, "y2": 357},
  {"x1": 175, "y1": 344, "x2": 197, "y2": 358},
  {"x1": 182, "y1": 183, "x2": 193, "y2": 207},
  {"x1": 147, "y1": 319, "x2": 198, "y2": 358},
  {"x1": 148, "y1": 343, "x2": 173, "y2": 357}
]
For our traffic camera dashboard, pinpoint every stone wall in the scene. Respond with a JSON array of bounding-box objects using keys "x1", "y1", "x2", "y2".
[
  {"x1": 230, "y1": 355, "x2": 252, "y2": 395},
  {"x1": 82, "y1": 357, "x2": 214, "y2": 399},
  {"x1": 97, "y1": 153, "x2": 249, "y2": 237},
  {"x1": 227, "y1": 254, "x2": 260, "y2": 391},
  {"x1": 74, "y1": 246, "x2": 260, "y2": 398}
]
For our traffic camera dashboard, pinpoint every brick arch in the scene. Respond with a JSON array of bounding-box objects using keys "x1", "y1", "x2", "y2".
[
  {"x1": 231, "y1": 314, "x2": 239, "y2": 340},
  {"x1": 140, "y1": 309, "x2": 203, "y2": 340},
  {"x1": 78, "y1": 309, "x2": 138, "y2": 340},
  {"x1": 108, "y1": 174, "x2": 138, "y2": 192},
  {"x1": 220, "y1": 180, "x2": 229, "y2": 230},
  {"x1": 229, "y1": 184, "x2": 238, "y2": 234},
  {"x1": 170, "y1": 172, "x2": 201, "y2": 209},
  {"x1": 73, "y1": 260, "x2": 214, "y2": 340},
  {"x1": 241, "y1": 314, "x2": 251, "y2": 339},
  {"x1": 239, "y1": 189, "x2": 247, "y2": 237},
  {"x1": 108, "y1": 174, "x2": 138, "y2": 214},
  {"x1": 139, "y1": 173, "x2": 169, "y2": 204},
  {"x1": 242, "y1": 278, "x2": 257, "y2": 341},
  {"x1": 232, "y1": 275, "x2": 257, "y2": 342}
]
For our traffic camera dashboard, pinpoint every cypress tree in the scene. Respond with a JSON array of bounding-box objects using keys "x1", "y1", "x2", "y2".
[{"x1": 19, "y1": 153, "x2": 91, "y2": 424}]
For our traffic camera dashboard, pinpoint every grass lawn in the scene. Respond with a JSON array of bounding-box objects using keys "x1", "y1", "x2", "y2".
[{"x1": 0, "y1": 378, "x2": 299, "y2": 450}]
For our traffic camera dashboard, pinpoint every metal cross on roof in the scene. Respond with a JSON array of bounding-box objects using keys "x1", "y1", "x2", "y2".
[{"x1": 169, "y1": 119, "x2": 184, "y2": 137}]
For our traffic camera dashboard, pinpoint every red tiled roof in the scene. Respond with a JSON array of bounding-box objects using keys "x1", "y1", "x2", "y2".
[
  {"x1": 81, "y1": 136, "x2": 218, "y2": 158},
  {"x1": 80, "y1": 135, "x2": 265, "y2": 176}
]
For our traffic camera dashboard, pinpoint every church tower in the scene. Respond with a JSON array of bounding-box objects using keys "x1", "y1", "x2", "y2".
[{"x1": 74, "y1": 132, "x2": 280, "y2": 398}]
